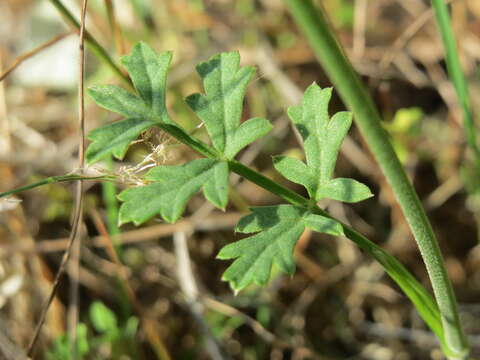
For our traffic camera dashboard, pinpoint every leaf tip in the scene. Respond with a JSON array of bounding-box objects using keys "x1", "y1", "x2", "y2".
[
  {"x1": 117, "y1": 213, "x2": 129, "y2": 227},
  {"x1": 86, "y1": 85, "x2": 107, "y2": 101},
  {"x1": 305, "y1": 81, "x2": 319, "y2": 91},
  {"x1": 216, "y1": 247, "x2": 229, "y2": 260},
  {"x1": 87, "y1": 85, "x2": 99, "y2": 93},
  {"x1": 233, "y1": 220, "x2": 247, "y2": 234},
  {"x1": 334, "y1": 222, "x2": 345, "y2": 237},
  {"x1": 222, "y1": 276, "x2": 244, "y2": 295},
  {"x1": 162, "y1": 214, "x2": 178, "y2": 224}
]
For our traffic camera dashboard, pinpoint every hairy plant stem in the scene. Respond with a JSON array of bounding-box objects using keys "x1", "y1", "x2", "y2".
[
  {"x1": 282, "y1": 0, "x2": 468, "y2": 358},
  {"x1": 157, "y1": 126, "x2": 449, "y2": 350}
]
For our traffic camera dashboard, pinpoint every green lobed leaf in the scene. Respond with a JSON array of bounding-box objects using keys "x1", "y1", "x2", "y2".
[
  {"x1": 88, "y1": 85, "x2": 150, "y2": 117},
  {"x1": 272, "y1": 155, "x2": 315, "y2": 198},
  {"x1": 288, "y1": 84, "x2": 332, "y2": 174},
  {"x1": 86, "y1": 117, "x2": 156, "y2": 163},
  {"x1": 218, "y1": 205, "x2": 306, "y2": 291},
  {"x1": 121, "y1": 42, "x2": 173, "y2": 122},
  {"x1": 276, "y1": 83, "x2": 372, "y2": 203},
  {"x1": 317, "y1": 178, "x2": 373, "y2": 203},
  {"x1": 234, "y1": 206, "x2": 284, "y2": 233},
  {"x1": 303, "y1": 213, "x2": 344, "y2": 235},
  {"x1": 226, "y1": 117, "x2": 272, "y2": 159},
  {"x1": 186, "y1": 52, "x2": 272, "y2": 158},
  {"x1": 86, "y1": 42, "x2": 173, "y2": 164},
  {"x1": 203, "y1": 160, "x2": 230, "y2": 208},
  {"x1": 218, "y1": 205, "x2": 343, "y2": 291},
  {"x1": 118, "y1": 159, "x2": 228, "y2": 225},
  {"x1": 321, "y1": 111, "x2": 352, "y2": 182}
]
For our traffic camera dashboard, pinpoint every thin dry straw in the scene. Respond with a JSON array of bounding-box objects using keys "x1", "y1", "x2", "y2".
[
  {"x1": 0, "y1": 32, "x2": 73, "y2": 82},
  {"x1": 26, "y1": 0, "x2": 89, "y2": 356}
]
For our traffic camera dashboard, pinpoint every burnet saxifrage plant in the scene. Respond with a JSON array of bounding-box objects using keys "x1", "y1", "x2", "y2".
[
  {"x1": 86, "y1": 42, "x2": 372, "y2": 292},
  {"x1": 1, "y1": 41, "x2": 458, "y2": 357}
]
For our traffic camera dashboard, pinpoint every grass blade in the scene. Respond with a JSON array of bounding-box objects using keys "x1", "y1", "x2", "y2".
[
  {"x1": 430, "y1": 0, "x2": 479, "y2": 160},
  {"x1": 282, "y1": 0, "x2": 468, "y2": 357}
]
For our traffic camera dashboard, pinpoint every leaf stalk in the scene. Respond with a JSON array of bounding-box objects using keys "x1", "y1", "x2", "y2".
[
  {"x1": 2, "y1": 122, "x2": 451, "y2": 352},
  {"x1": 8, "y1": 9, "x2": 469, "y2": 353}
]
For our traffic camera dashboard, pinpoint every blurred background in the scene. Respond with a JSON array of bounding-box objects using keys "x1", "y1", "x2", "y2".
[{"x1": 1, "y1": 0, "x2": 480, "y2": 359}]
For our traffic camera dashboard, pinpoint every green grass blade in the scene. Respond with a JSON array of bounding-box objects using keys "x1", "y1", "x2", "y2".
[
  {"x1": 430, "y1": 0, "x2": 479, "y2": 160},
  {"x1": 282, "y1": 0, "x2": 468, "y2": 357}
]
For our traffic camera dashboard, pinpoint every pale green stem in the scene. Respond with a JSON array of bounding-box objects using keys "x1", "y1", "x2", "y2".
[
  {"x1": 282, "y1": 0, "x2": 468, "y2": 358},
  {"x1": 1, "y1": 153, "x2": 448, "y2": 350}
]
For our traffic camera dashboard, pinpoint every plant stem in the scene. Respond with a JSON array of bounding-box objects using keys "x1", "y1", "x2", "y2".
[
  {"x1": 282, "y1": 0, "x2": 468, "y2": 358},
  {"x1": 3, "y1": 140, "x2": 448, "y2": 351},
  {"x1": 15, "y1": 4, "x2": 468, "y2": 352},
  {"x1": 229, "y1": 160, "x2": 448, "y2": 348},
  {"x1": 216, "y1": 153, "x2": 452, "y2": 349},
  {"x1": 150, "y1": 123, "x2": 450, "y2": 348},
  {"x1": 158, "y1": 124, "x2": 218, "y2": 158},
  {"x1": 0, "y1": 175, "x2": 114, "y2": 199},
  {"x1": 228, "y1": 160, "x2": 309, "y2": 207},
  {"x1": 2, "y1": 123, "x2": 452, "y2": 350},
  {"x1": 48, "y1": 0, "x2": 132, "y2": 88},
  {"x1": 430, "y1": 0, "x2": 479, "y2": 160}
]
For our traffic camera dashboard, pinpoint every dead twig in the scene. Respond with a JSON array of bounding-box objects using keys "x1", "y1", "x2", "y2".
[
  {"x1": 104, "y1": 0, "x2": 125, "y2": 54},
  {"x1": 0, "y1": 32, "x2": 73, "y2": 82},
  {"x1": 26, "y1": 1, "x2": 88, "y2": 356},
  {"x1": 174, "y1": 231, "x2": 228, "y2": 360},
  {"x1": 0, "y1": 54, "x2": 11, "y2": 155},
  {"x1": 0, "y1": 212, "x2": 242, "y2": 257},
  {"x1": 353, "y1": 0, "x2": 368, "y2": 59}
]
